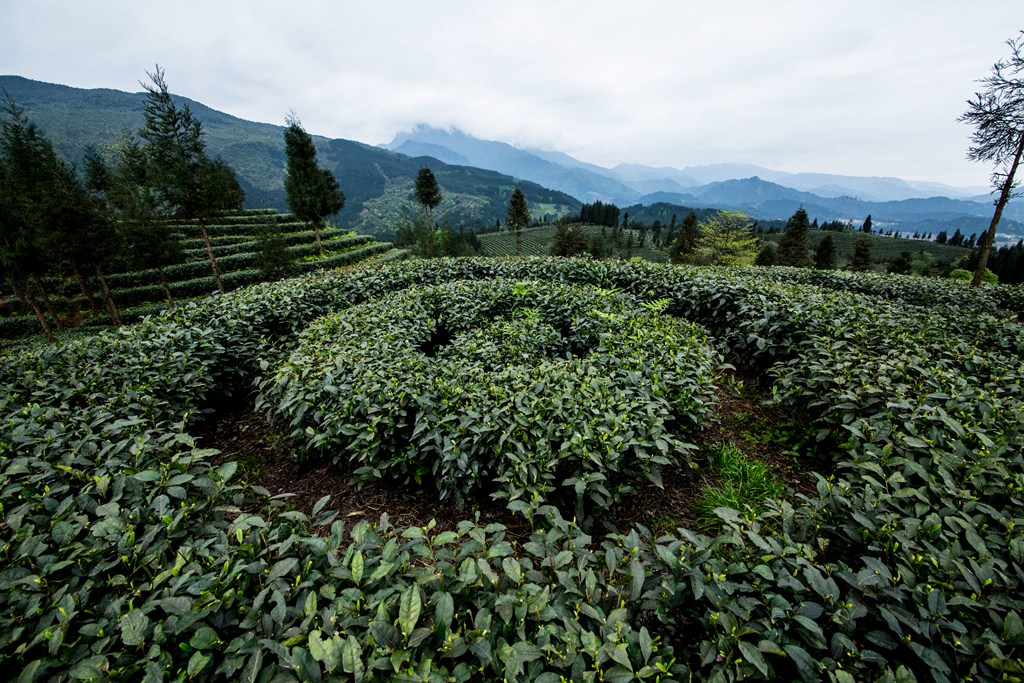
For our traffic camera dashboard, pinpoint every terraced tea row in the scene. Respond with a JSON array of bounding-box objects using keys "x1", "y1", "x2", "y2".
[
  {"x1": 1, "y1": 258, "x2": 1022, "y2": 681},
  {"x1": 0, "y1": 208, "x2": 398, "y2": 339}
]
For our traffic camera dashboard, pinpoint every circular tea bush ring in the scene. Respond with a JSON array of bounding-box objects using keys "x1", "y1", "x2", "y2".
[{"x1": 264, "y1": 279, "x2": 720, "y2": 514}]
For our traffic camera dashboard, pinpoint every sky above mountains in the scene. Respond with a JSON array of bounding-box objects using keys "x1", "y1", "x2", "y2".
[{"x1": 2, "y1": 1, "x2": 1021, "y2": 189}]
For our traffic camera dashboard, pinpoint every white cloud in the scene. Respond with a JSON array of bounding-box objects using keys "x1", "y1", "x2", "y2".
[{"x1": 2, "y1": 0, "x2": 1021, "y2": 186}]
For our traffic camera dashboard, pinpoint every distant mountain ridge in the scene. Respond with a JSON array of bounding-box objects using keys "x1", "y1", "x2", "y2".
[
  {"x1": 384, "y1": 125, "x2": 1021, "y2": 239},
  {"x1": 2, "y1": 75, "x2": 1019, "y2": 241},
  {"x1": 0, "y1": 76, "x2": 581, "y2": 238}
]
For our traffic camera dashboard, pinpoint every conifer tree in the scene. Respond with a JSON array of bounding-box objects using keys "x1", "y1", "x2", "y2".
[
  {"x1": 1, "y1": 99, "x2": 120, "y2": 335},
  {"x1": 283, "y1": 114, "x2": 344, "y2": 255},
  {"x1": 849, "y1": 237, "x2": 874, "y2": 271},
  {"x1": 776, "y1": 207, "x2": 813, "y2": 267},
  {"x1": 754, "y1": 242, "x2": 777, "y2": 266},
  {"x1": 959, "y1": 31, "x2": 1024, "y2": 287},
  {"x1": 861, "y1": 214, "x2": 873, "y2": 234},
  {"x1": 84, "y1": 137, "x2": 183, "y2": 308},
  {"x1": 668, "y1": 211, "x2": 699, "y2": 264},
  {"x1": 138, "y1": 66, "x2": 243, "y2": 292},
  {"x1": 814, "y1": 235, "x2": 837, "y2": 269},
  {"x1": 507, "y1": 187, "x2": 530, "y2": 256},
  {"x1": 414, "y1": 167, "x2": 442, "y2": 225}
]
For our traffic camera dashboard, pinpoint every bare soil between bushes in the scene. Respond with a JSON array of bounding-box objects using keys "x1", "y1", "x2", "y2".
[{"x1": 196, "y1": 372, "x2": 821, "y2": 539}]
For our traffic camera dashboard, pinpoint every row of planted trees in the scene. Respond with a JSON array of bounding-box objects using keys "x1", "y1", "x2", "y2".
[
  {"x1": 0, "y1": 68, "x2": 346, "y2": 342},
  {"x1": 0, "y1": 67, "x2": 245, "y2": 341}
]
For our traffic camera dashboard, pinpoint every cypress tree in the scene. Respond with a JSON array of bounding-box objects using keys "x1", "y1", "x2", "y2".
[
  {"x1": 814, "y1": 235, "x2": 837, "y2": 269},
  {"x1": 283, "y1": 114, "x2": 344, "y2": 255},
  {"x1": 849, "y1": 237, "x2": 874, "y2": 271},
  {"x1": 776, "y1": 207, "x2": 813, "y2": 267},
  {"x1": 507, "y1": 187, "x2": 530, "y2": 256},
  {"x1": 668, "y1": 211, "x2": 699, "y2": 264},
  {"x1": 414, "y1": 167, "x2": 442, "y2": 225},
  {"x1": 507, "y1": 188, "x2": 530, "y2": 230},
  {"x1": 138, "y1": 66, "x2": 243, "y2": 292}
]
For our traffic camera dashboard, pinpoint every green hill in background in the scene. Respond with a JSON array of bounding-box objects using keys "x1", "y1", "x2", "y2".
[{"x1": 0, "y1": 76, "x2": 581, "y2": 239}]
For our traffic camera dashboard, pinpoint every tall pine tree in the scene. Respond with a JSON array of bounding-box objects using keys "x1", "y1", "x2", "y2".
[
  {"x1": 507, "y1": 187, "x2": 530, "y2": 256},
  {"x1": 139, "y1": 66, "x2": 243, "y2": 292},
  {"x1": 776, "y1": 207, "x2": 813, "y2": 267},
  {"x1": 283, "y1": 114, "x2": 345, "y2": 255},
  {"x1": 668, "y1": 211, "x2": 699, "y2": 264},
  {"x1": 414, "y1": 167, "x2": 442, "y2": 225}
]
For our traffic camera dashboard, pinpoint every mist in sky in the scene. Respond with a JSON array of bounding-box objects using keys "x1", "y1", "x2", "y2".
[{"x1": 2, "y1": 1, "x2": 1022, "y2": 187}]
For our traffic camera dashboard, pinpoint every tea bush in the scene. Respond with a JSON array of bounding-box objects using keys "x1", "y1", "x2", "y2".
[
  {"x1": 1, "y1": 257, "x2": 1023, "y2": 681},
  {"x1": 263, "y1": 279, "x2": 719, "y2": 515}
]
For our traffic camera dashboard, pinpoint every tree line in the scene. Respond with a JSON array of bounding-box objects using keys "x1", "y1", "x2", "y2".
[
  {"x1": 396, "y1": 167, "x2": 532, "y2": 257},
  {"x1": 0, "y1": 67, "x2": 346, "y2": 341}
]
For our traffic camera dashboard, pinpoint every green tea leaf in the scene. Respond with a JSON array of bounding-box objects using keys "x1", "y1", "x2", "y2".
[{"x1": 399, "y1": 584, "x2": 422, "y2": 637}]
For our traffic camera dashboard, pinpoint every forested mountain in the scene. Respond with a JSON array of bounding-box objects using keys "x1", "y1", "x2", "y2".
[
  {"x1": 384, "y1": 125, "x2": 1023, "y2": 241},
  {"x1": 0, "y1": 76, "x2": 580, "y2": 238},
  {"x1": 4, "y1": 75, "x2": 1020, "y2": 242}
]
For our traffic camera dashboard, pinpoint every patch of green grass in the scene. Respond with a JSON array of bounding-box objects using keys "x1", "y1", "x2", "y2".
[{"x1": 695, "y1": 443, "x2": 784, "y2": 528}]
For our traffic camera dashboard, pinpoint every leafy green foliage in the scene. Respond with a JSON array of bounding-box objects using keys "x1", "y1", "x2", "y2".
[
  {"x1": 2, "y1": 256, "x2": 1024, "y2": 681},
  {"x1": 695, "y1": 210, "x2": 759, "y2": 266},
  {"x1": 263, "y1": 279, "x2": 719, "y2": 516}
]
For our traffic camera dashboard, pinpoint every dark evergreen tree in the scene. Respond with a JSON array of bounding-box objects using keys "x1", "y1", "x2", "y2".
[
  {"x1": 935, "y1": 230, "x2": 949, "y2": 244},
  {"x1": 138, "y1": 66, "x2": 242, "y2": 292},
  {"x1": 550, "y1": 224, "x2": 588, "y2": 257},
  {"x1": 776, "y1": 207, "x2": 813, "y2": 267},
  {"x1": 814, "y1": 235, "x2": 837, "y2": 269},
  {"x1": 668, "y1": 211, "x2": 699, "y2": 264},
  {"x1": 414, "y1": 167, "x2": 442, "y2": 225},
  {"x1": 84, "y1": 137, "x2": 183, "y2": 308},
  {"x1": 888, "y1": 251, "x2": 913, "y2": 275},
  {"x1": 1, "y1": 99, "x2": 121, "y2": 335},
  {"x1": 948, "y1": 228, "x2": 964, "y2": 247},
  {"x1": 862, "y1": 215, "x2": 873, "y2": 234},
  {"x1": 754, "y1": 242, "x2": 777, "y2": 266},
  {"x1": 283, "y1": 114, "x2": 344, "y2": 255},
  {"x1": 0, "y1": 98, "x2": 57, "y2": 339},
  {"x1": 506, "y1": 188, "x2": 530, "y2": 230},
  {"x1": 849, "y1": 237, "x2": 874, "y2": 271},
  {"x1": 254, "y1": 223, "x2": 294, "y2": 278},
  {"x1": 507, "y1": 187, "x2": 530, "y2": 256}
]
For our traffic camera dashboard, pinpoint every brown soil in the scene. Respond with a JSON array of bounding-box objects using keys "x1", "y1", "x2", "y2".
[{"x1": 195, "y1": 372, "x2": 821, "y2": 539}]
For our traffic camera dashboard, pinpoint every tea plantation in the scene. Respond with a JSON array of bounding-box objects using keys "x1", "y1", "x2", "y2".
[
  {"x1": 1, "y1": 257, "x2": 1023, "y2": 681},
  {"x1": 0, "y1": 208, "x2": 402, "y2": 341}
]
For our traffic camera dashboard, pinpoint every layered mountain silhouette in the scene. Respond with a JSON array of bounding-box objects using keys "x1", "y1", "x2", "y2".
[{"x1": 2, "y1": 75, "x2": 1020, "y2": 240}]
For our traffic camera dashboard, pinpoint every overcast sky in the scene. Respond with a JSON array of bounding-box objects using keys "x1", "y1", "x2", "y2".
[{"x1": 2, "y1": 1, "x2": 1021, "y2": 188}]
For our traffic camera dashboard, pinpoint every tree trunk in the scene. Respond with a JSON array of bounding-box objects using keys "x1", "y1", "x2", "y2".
[
  {"x1": 94, "y1": 265, "x2": 123, "y2": 327},
  {"x1": 199, "y1": 214, "x2": 224, "y2": 292},
  {"x1": 74, "y1": 267, "x2": 101, "y2": 316},
  {"x1": 973, "y1": 132, "x2": 1024, "y2": 287},
  {"x1": 12, "y1": 279, "x2": 54, "y2": 343},
  {"x1": 32, "y1": 274, "x2": 64, "y2": 331},
  {"x1": 314, "y1": 221, "x2": 324, "y2": 256},
  {"x1": 158, "y1": 266, "x2": 176, "y2": 306}
]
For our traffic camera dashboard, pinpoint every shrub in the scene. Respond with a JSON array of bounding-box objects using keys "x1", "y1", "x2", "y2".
[{"x1": 263, "y1": 279, "x2": 720, "y2": 516}]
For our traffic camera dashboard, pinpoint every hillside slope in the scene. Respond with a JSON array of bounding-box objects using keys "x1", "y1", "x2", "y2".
[{"x1": 0, "y1": 76, "x2": 581, "y2": 239}]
